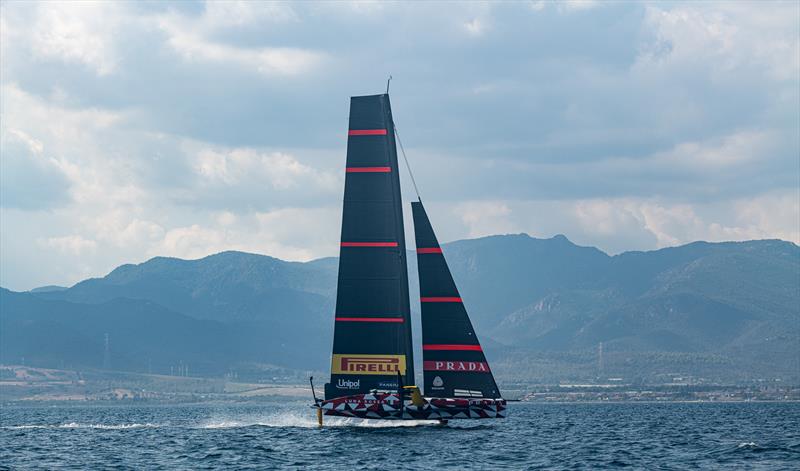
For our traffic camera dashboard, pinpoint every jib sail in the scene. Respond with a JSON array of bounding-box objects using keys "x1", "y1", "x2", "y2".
[
  {"x1": 325, "y1": 94, "x2": 414, "y2": 399},
  {"x1": 412, "y1": 201, "x2": 502, "y2": 399}
]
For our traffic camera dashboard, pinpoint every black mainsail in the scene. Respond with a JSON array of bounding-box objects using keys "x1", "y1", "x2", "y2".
[
  {"x1": 412, "y1": 201, "x2": 501, "y2": 399},
  {"x1": 324, "y1": 94, "x2": 414, "y2": 400}
]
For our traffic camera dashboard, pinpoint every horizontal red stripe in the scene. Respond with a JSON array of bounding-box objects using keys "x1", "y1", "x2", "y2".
[
  {"x1": 416, "y1": 247, "x2": 442, "y2": 254},
  {"x1": 348, "y1": 129, "x2": 387, "y2": 136},
  {"x1": 336, "y1": 317, "x2": 404, "y2": 323},
  {"x1": 341, "y1": 242, "x2": 399, "y2": 247},
  {"x1": 420, "y1": 297, "x2": 462, "y2": 303},
  {"x1": 423, "y1": 344, "x2": 483, "y2": 351},
  {"x1": 346, "y1": 166, "x2": 391, "y2": 173}
]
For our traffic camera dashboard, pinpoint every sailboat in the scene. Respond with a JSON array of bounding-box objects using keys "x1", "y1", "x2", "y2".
[{"x1": 310, "y1": 92, "x2": 506, "y2": 423}]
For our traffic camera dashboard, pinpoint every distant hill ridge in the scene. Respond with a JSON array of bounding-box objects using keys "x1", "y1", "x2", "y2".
[{"x1": 2, "y1": 234, "x2": 798, "y2": 383}]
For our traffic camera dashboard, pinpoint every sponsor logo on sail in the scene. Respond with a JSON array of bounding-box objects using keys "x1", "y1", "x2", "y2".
[
  {"x1": 332, "y1": 354, "x2": 406, "y2": 375},
  {"x1": 337, "y1": 379, "x2": 360, "y2": 389},
  {"x1": 423, "y1": 360, "x2": 490, "y2": 372}
]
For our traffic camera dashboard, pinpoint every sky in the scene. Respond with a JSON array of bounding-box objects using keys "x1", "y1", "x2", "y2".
[{"x1": 0, "y1": 0, "x2": 798, "y2": 291}]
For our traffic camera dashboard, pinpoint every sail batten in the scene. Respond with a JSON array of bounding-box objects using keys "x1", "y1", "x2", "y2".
[
  {"x1": 325, "y1": 94, "x2": 414, "y2": 400},
  {"x1": 412, "y1": 201, "x2": 502, "y2": 399}
]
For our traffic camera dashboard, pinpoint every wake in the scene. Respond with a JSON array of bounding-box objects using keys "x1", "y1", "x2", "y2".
[
  {"x1": 3, "y1": 423, "x2": 158, "y2": 430},
  {"x1": 199, "y1": 411, "x2": 439, "y2": 429}
]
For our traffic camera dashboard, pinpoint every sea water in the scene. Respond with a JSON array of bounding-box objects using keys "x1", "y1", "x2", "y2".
[{"x1": 1, "y1": 401, "x2": 798, "y2": 469}]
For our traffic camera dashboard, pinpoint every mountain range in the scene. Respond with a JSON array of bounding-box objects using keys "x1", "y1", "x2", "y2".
[{"x1": 1, "y1": 234, "x2": 798, "y2": 384}]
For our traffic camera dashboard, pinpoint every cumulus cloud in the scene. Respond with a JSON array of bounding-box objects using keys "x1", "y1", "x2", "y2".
[
  {"x1": 29, "y1": 1, "x2": 121, "y2": 76},
  {"x1": 193, "y1": 147, "x2": 336, "y2": 190},
  {"x1": 463, "y1": 18, "x2": 486, "y2": 36},
  {"x1": 147, "y1": 207, "x2": 340, "y2": 262},
  {"x1": 0, "y1": 127, "x2": 71, "y2": 209},
  {"x1": 455, "y1": 201, "x2": 517, "y2": 238},
  {"x1": 162, "y1": 27, "x2": 323, "y2": 76},
  {"x1": 158, "y1": 5, "x2": 324, "y2": 77},
  {"x1": 637, "y1": 3, "x2": 800, "y2": 81},
  {"x1": 38, "y1": 235, "x2": 97, "y2": 255},
  {"x1": 201, "y1": 1, "x2": 298, "y2": 28}
]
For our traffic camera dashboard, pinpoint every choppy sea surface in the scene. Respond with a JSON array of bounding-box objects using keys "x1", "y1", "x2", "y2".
[{"x1": 1, "y1": 400, "x2": 798, "y2": 469}]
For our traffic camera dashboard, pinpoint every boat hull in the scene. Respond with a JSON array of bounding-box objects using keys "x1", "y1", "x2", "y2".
[{"x1": 317, "y1": 392, "x2": 507, "y2": 420}]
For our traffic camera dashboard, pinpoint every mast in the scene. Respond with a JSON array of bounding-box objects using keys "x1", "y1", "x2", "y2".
[
  {"x1": 325, "y1": 94, "x2": 414, "y2": 399},
  {"x1": 412, "y1": 201, "x2": 501, "y2": 399}
]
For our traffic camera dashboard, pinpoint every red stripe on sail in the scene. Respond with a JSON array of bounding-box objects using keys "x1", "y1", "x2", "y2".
[
  {"x1": 416, "y1": 247, "x2": 442, "y2": 254},
  {"x1": 423, "y1": 344, "x2": 482, "y2": 351},
  {"x1": 348, "y1": 129, "x2": 387, "y2": 136},
  {"x1": 346, "y1": 167, "x2": 391, "y2": 173},
  {"x1": 341, "y1": 242, "x2": 399, "y2": 247},
  {"x1": 336, "y1": 317, "x2": 404, "y2": 323},
  {"x1": 420, "y1": 297, "x2": 462, "y2": 302}
]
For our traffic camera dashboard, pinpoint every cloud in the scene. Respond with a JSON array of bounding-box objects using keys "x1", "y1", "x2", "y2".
[
  {"x1": 561, "y1": 1, "x2": 601, "y2": 12},
  {"x1": 454, "y1": 201, "x2": 516, "y2": 238},
  {"x1": 192, "y1": 147, "x2": 337, "y2": 191},
  {"x1": 0, "y1": 83, "x2": 137, "y2": 212},
  {"x1": 147, "y1": 207, "x2": 340, "y2": 262},
  {"x1": 529, "y1": 192, "x2": 799, "y2": 253},
  {"x1": 0, "y1": 0, "x2": 797, "y2": 290},
  {"x1": 29, "y1": 1, "x2": 120, "y2": 76},
  {"x1": 637, "y1": 3, "x2": 800, "y2": 81},
  {"x1": 201, "y1": 1, "x2": 298, "y2": 28},
  {"x1": 158, "y1": 6, "x2": 324, "y2": 77},
  {"x1": 463, "y1": 18, "x2": 486, "y2": 36},
  {"x1": 154, "y1": 224, "x2": 225, "y2": 260},
  {"x1": 0, "y1": 126, "x2": 72, "y2": 210},
  {"x1": 38, "y1": 235, "x2": 97, "y2": 255},
  {"x1": 163, "y1": 27, "x2": 324, "y2": 76},
  {"x1": 91, "y1": 214, "x2": 165, "y2": 249}
]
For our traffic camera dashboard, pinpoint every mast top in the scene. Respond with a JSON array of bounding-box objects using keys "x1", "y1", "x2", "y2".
[{"x1": 386, "y1": 75, "x2": 392, "y2": 94}]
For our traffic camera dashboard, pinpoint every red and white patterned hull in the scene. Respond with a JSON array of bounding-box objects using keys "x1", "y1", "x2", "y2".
[{"x1": 316, "y1": 392, "x2": 507, "y2": 421}]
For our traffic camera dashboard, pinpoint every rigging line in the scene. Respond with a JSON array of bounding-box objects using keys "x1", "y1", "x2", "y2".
[{"x1": 393, "y1": 125, "x2": 422, "y2": 202}]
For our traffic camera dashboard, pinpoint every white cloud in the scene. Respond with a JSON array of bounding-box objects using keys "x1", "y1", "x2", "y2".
[
  {"x1": 216, "y1": 211, "x2": 238, "y2": 227},
  {"x1": 253, "y1": 207, "x2": 340, "y2": 258},
  {"x1": 529, "y1": 0, "x2": 599, "y2": 13},
  {"x1": 201, "y1": 1, "x2": 298, "y2": 28},
  {"x1": 574, "y1": 200, "x2": 644, "y2": 237},
  {"x1": 158, "y1": 8, "x2": 324, "y2": 77},
  {"x1": 29, "y1": 1, "x2": 120, "y2": 75},
  {"x1": 7, "y1": 129, "x2": 44, "y2": 155},
  {"x1": 147, "y1": 206, "x2": 340, "y2": 262},
  {"x1": 153, "y1": 224, "x2": 226, "y2": 260},
  {"x1": 1, "y1": 122, "x2": 72, "y2": 210},
  {"x1": 561, "y1": 1, "x2": 600, "y2": 12},
  {"x1": 637, "y1": 3, "x2": 800, "y2": 81},
  {"x1": 464, "y1": 18, "x2": 486, "y2": 36},
  {"x1": 39, "y1": 235, "x2": 97, "y2": 255},
  {"x1": 567, "y1": 194, "x2": 800, "y2": 252},
  {"x1": 0, "y1": 0, "x2": 796, "y2": 291},
  {"x1": 646, "y1": 130, "x2": 775, "y2": 171},
  {"x1": 193, "y1": 147, "x2": 337, "y2": 191},
  {"x1": 165, "y1": 30, "x2": 323, "y2": 76},
  {"x1": 89, "y1": 213, "x2": 165, "y2": 249},
  {"x1": 0, "y1": 81, "x2": 345, "y2": 288},
  {"x1": 454, "y1": 201, "x2": 517, "y2": 238},
  {"x1": 732, "y1": 192, "x2": 800, "y2": 243},
  {"x1": 1, "y1": 84, "x2": 145, "y2": 216}
]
